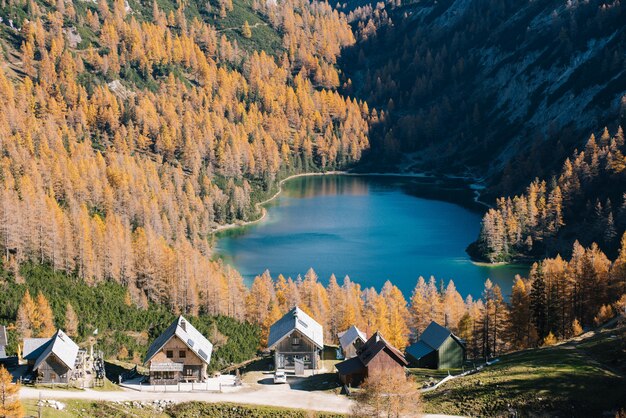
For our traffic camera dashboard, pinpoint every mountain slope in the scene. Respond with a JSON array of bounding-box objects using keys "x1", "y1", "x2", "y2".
[
  {"x1": 0, "y1": 0, "x2": 368, "y2": 314},
  {"x1": 341, "y1": 0, "x2": 626, "y2": 192},
  {"x1": 423, "y1": 319, "x2": 626, "y2": 416}
]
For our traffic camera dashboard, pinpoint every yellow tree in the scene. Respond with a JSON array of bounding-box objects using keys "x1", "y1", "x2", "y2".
[
  {"x1": 242, "y1": 21, "x2": 252, "y2": 39},
  {"x1": 35, "y1": 292, "x2": 56, "y2": 338},
  {"x1": 16, "y1": 290, "x2": 36, "y2": 339},
  {"x1": 381, "y1": 281, "x2": 410, "y2": 349},
  {"x1": 0, "y1": 365, "x2": 22, "y2": 418}
]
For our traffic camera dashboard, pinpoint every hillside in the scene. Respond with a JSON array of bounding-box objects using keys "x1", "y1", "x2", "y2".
[
  {"x1": 0, "y1": 261, "x2": 261, "y2": 371},
  {"x1": 471, "y1": 127, "x2": 626, "y2": 262},
  {"x1": 340, "y1": 0, "x2": 626, "y2": 192},
  {"x1": 0, "y1": 0, "x2": 369, "y2": 314},
  {"x1": 423, "y1": 319, "x2": 626, "y2": 417}
]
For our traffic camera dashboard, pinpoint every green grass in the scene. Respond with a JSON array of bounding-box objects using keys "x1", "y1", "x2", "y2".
[
  {"x1": 407, "y1": 367, "x2": 463, "y2": 387},
  {"x1": 422, "y1": 324, "x2": 626, "y2": 417},
  {"x1": 23, "y1": 400, "x2": 345, "y2": 417},
  {"x1": 167, "y1": 401, "x2": 344, "y2": 417}
]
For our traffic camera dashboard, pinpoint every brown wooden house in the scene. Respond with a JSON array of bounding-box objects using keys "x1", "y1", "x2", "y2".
[
  {"x1": 23, "y1": 330, "x2": 79, "y2": 384},
  {"x1": 144, "y1": 316, "x2": 213, "y2": 385},
  {"x1": 267, "y1": 306, "x2": 324, "y2": 371},
  {"x1": 335, "y1": 331, "x2": 407, "y2": 387}
]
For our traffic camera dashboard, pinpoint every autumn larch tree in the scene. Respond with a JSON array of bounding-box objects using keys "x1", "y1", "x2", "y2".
[{"x1": 0, "y1": 365, "x2": 22, "y2": 418}]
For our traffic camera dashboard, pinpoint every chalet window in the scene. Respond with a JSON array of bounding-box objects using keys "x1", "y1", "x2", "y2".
[
  {"x1": 154, "y1": 372, "x2": 161, "y2": 379},
  {"x1": 292, "y1": 337, "x2": 300, "y2": 346},
  {"x1": 179, "y1": 350, "x2": 186, "y2": 358},
  {"x1": 166, "y1": 350, "x2": 174, "y2": 358},
  {"x1": 185, "y1": 368, "x2": 194, "y2": 376}
]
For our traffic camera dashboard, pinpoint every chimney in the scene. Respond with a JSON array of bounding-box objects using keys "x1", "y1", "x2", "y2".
[{"x1": 180, "y1": 317, "x2": 187, "y2": 331}]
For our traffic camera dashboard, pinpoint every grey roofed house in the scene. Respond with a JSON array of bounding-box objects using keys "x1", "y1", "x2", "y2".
[
  {"x1": 23, "y1": 331, "x2": 79, "y2": 371},
  {"x1": 267, "y1": 306, "x2": 324, "y2": 371},
  {"x1": 405, "y1": 321, "x2": 465, "y2": 370},
  {"x1": 338, "y1": 325, "x2": 366, "y2": 351},
  {"x1": 144, "y1": 316, "x2": 213, "y2": 365},
  {"x1": 267, "y1": 306, "x2": 324, "y2": 350},
  {"x1": 23, "y1": 330, "x2": 80, "y2": 383},
  {"x1": 337, "y1": 325, "x2": 367, "y2": 359}
]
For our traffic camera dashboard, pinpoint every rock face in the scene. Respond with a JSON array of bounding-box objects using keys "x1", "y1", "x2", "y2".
[{"x1": 342, "y1": 0, "x2": 626, "y2": 189}]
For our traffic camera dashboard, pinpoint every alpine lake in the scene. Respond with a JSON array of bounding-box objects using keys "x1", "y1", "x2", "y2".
[{"x1": 214, "y1": 174, "x2": 528, "y2": 300}]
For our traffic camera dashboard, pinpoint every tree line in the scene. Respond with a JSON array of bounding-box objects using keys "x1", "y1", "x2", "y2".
[
  {"x1": 475, "y1": 127, "x2": 626, "y2": 263},
  {"x1": 244, "y1": 236, "x2": 626, "y2": 357}
]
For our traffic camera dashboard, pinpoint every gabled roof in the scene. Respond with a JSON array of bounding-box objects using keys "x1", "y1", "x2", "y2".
[
  {"x1": 24, "y1": 330, "x2": 79, "y2": 371},
  {"x1": 419, "y1": 321, "x2": 454, "y2": 350},
  {"x1": 337, "y1": 325, "x2": 366, "y2": 351},
  {"x1": 357, "y1": 331, "x2": 407, "y2": 367},
  {"x1": 23, "y1": 338, "x2": 50, "y2": 360},
  {"x1": 0, "y1": 325, "x2": 7, "y2": 346},
  {"x1": 406, "y1": 321, "x2": 465, "y2": 361},
  {"x1": 405, "y1": 340, "x2": 435, "y2": 361},
  {"x1": 335, "y1": 331, "x2": 407, "y2": 375},
  {"x1": 144, "y1": 316, "x2": 213, "y2": 365},
  {"x1": 267, "y1": 306, "x2": 324, "y2": 350}
]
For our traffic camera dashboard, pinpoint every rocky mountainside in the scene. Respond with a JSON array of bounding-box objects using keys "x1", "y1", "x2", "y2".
[{"x1": 341, "y1": 0, "x2": 626, "y2": 195}]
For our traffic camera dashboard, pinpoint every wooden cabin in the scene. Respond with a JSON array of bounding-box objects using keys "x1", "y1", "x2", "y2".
[
  {"x1": 267, "y1": 307, "x2": 324, "y2": 372},
  {"x1": 335, "y1": 331, "x2": 407, "y2": 387},
  {"x1": 405, "y1": 321, "x2": 465, "y2": 369},
  {"x1": 23, "y1": 330, "x2": 79, "y2": 384},
  {"x1": 144, "y1": 316, "x2": 213, "y2": 385},
  {"x1": 337, "y1": 325, "x2": 366, "y2": 359}
]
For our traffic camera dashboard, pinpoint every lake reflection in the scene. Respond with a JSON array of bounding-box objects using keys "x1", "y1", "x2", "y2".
[{"x1": 215, "y1": 175, "x2": 528, "y2": 300}]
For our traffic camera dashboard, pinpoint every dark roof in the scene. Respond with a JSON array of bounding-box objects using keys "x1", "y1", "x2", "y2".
[
  {"x1": 267, "y1": 307, "x2": 324, "y2": 350},
  {"x1": 335, "y1": 356, "x2": 364, "y2": 375},
  {"x1": 336, "y1": 331, "x2": 407, "y2": 375},
  {"x1": 337, "y1": 326, "x2": 367, "y2": 351},
  {"x1": 0, "y1": 326, "x2": 7, "y2": 346},
  {"x1": 144, "y1": 316, "x2": 213, "y2": 365},
  {"x1": 405, "y1": 340, "x2": 435, "y2": 361},
  {"x1": 406, "y1": 321, "x2": 465, "y2": 361},
  {"x1": 358, "y1": 332, "x2": 408, "y2": 367}
]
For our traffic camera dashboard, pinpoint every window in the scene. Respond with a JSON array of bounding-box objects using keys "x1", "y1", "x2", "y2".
[
  {"x1": 50, "y1": 373, "x2": 57, "y2": 381},
  {"x1": 179, "y1": 350, "x2": 186, "y2": 358},
  {"x1": 166, "y1": 350, "x2": 173, "y2": 358},
  {"x1": 292, "y1": 337, "x2": 300, "y2": 346},
  {"x1": 185, "y1": 368, "x2": 194, "y2": 376}
]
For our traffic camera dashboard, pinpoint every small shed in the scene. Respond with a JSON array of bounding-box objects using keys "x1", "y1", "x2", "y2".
[
  {"x1": 337, "y1": 325, "x2": 367, "y2": 359},
  {"x1": 405, "y1": 321, "x2": 465, "y2": 369}
]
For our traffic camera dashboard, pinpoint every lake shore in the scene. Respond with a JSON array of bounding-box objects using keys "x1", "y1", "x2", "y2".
[{"x1": 210, "y1": 170, "x2": 488, "y2": 234}]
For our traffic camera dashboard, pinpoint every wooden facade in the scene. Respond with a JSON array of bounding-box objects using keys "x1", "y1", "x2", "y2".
[
  {"x1": 32, "y1": 354, "x2": 71, "y2": 384},
  {"x1": 148, "y1": 335, "x2": 208, "y2": 385},
  {"x1": 338, "y1": 347, "x2": 404, "y2": 387},
  {"x1": 335, "y1": 332, "x2": 408, "y2": 387},
  {"x1": 273, "y1": 330, "x2": 320, "y2": 370}
]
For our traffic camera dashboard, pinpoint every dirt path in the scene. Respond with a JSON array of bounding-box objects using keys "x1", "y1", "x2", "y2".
[{"x1": 20, "y1": 385, "x2": 353, "y2": 414}]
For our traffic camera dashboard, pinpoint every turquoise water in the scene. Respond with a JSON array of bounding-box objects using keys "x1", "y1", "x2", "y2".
[{"x1": 214, "y1": 175, "x2": 528, "y2": 300}]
